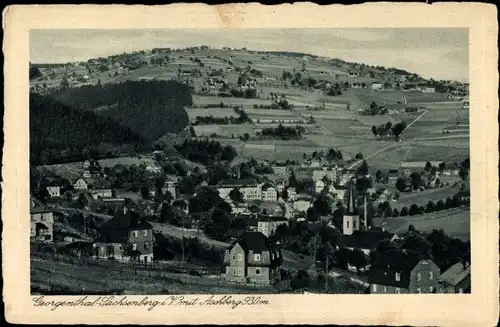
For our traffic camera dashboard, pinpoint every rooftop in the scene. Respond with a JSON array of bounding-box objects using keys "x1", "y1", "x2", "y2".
[{"x1": 439, "y1": 262, "x2": 471, "y2": 286}]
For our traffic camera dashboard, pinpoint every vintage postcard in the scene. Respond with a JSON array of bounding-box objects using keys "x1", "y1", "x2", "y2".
[{"x1": 2, "y1": 3, "x2": 499, "y2": 326}]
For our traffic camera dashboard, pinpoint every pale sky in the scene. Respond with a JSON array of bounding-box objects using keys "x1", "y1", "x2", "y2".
[{"x1": 30, "y1": 28, "x2": 469, "y2": 82}]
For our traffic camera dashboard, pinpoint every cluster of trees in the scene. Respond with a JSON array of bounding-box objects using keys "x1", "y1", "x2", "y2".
[
  {"x1": 379, "y1": 193, "x2": 470, "y2": 218},
  {"x1": 150, "y1": 55, "x2": 171, "y2": 66},
  {"x1": 30, "y1": 93, "x2": 146, "y2": 165},
  {"x1": 50, "y1": 80, "x2": 192, "y2": 142},
  {"x1": 364, "y1": 101, "x2": 388, "y2": 116},
  {"x1": 174, "y1": 139, "x2": 237, "y2": 165},
  {"x1": 259, "y1": 124, "x2": 305, "y2": 140},
  {"x1": 326, "y1": 82, "x2": 344, "y2": 96},
  {"x1": 29, "y1": 65, "x2": 43, "y2": 80},
  {"x1": 221, "y1": 87, "x2": 257, "y2": 99},
  {"x1": 400, "y1": 228, "x2": 470, "y2": 272},
  {"x1": 303, "y1": 148, "x2": 343, "y2": 162},
  {"x1": 371, "y1": 120, "x2": 407, "y2": 141},
  {"x1": 193, "y1": 107, "x2": 252, "y2": 125}
]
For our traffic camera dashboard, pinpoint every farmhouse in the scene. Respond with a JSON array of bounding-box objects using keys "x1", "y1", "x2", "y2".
[
  {"x1": 162, "y1": 180, "x2": 178, "y2": 200},
  {"x1": 438, "y1": 261, "x2": 471, "y2": 293},
  {"x1": 94, "y1": 207, "x2": 154, "y2": 264},
  {"x1": 261, "y1": 183, "x2": 278, "y2": 202},
  {"x1": 73, "y1": 177, "x2": 89, "y2": 190},
  {"x1": 312, "y1": 166, "x2": 337, "y2": 183},
  {"x1": 217, "y1": 179, "x2": 262, "y2": 201},
  {"x1": 371, "y1": 82, "x2": 383, "y2": 91},
  {"x1": 223, "y1": 231, "x2": 282, "y2": 284},
  {"x1": 315, "y1": 180, "x2": 326, "y2": 194},
  {"x1": 257, "y1": 216, "x2": 289, "y2": 237},
  {"x1": 369, "y1": 250, "x2": 441, "y2": 294},
  {"x1": 91, "y1": 180, "x2": 113, "y2": 199},
  {"x1": 30, "y1": 197, "x2": 54, "y2": 242},
  {"x1": 272, "y1": 164, "x2": 291, "y2": 177},
  {"x1": 46, "y1": 185, "x2": 61, "y2": 198}
]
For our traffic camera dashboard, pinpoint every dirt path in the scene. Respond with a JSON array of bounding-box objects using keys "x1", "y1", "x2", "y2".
[{"x1": 348, "y1": 109, "x2": 428, "y2": 169}]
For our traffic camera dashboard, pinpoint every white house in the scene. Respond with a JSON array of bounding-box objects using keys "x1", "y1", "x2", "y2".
[
  {"x1": 286, "y1": 187, "x2": 298, "y2": 201},
  {"x1": 46, "y1": 186, "x2": 61, "y2": 198},
  {"x1": 218, "y1": 179, "x2": 262, "y2": 201},
  {"x1": 371, "y1": 82, "x2": 383, "y2": 91},
  {"x1": 315, "y1": 180, "x2": 326, "y2": 194},
  {"x1": 74, "y1": 178, "x2": 89, "y2": 190},
  {"x1": 422, "y1": 87, "x2": 435, "y2": 93},
  {"x1": 145, "y1": 164, "x2": 163, "y2": 174},
  {"x1": 312, "y1": 167, "x2": 337, "y2": 183},
  {"x1": 257, "y1": 216, "x2": 289, "y2": 237},
  {"x1": 262, "y1": 184, "x2": 278, "y2": 202}
]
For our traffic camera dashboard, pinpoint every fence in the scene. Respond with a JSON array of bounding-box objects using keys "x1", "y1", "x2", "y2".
[{"x1": 32, "y1": 251, "x2": 292, "y2": 292}]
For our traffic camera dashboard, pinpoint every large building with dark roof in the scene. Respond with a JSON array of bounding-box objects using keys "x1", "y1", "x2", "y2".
[
  {"x1": 223, "y1": 231, "x2": 282, "y2": 284},
  {"x1": 93, "y1": 207, "x2": 154, "y2": 264},
  {"x1": 369, "y1": 250, "x2": 441, "y2": 294}
]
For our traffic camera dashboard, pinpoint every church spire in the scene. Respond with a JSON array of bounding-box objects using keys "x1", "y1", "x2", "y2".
[{"x1": 346, "y1": 180, "x2": 357, "y2": 215}]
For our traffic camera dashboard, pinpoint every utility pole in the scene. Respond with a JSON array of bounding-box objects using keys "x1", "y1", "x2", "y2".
[
  {"x1": 325, "y1": 255, "x2": 329, "y2": 293},
  {"x1": 181, "y1": 236, "x2": 185, "y2": 263}
]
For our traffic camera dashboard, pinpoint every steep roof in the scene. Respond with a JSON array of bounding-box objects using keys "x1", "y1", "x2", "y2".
[
  {"x1": 258, "y1": 215, "x2": 287, "y2": 222},
  {"x1": 93, "y1": 179, "x2": 113, "y2": 190},
  {"x1": 96, "y1": 208, "x2": 152, "y2": 243},
  {"x1": 369, "y1": 250, "x2": 431, "y2": 288},
  {"x1": 439, "y1": 262, "x2": 471, "y2": 286},
  {"x1": 345, "y1": 181, "x2": 357, "y2": 215},
  {"x1": 337, "y1": 230, "x2": 394, "y2": 250},
  {"x1": 219, "y1": 178, "x2": 258, "y2": 188},
  {"x1": 30, "y1": 196, "x2": 52, "y2": 214},
  {"x1": 233, "y1": 231, "x2": 272, "y2": 253}
]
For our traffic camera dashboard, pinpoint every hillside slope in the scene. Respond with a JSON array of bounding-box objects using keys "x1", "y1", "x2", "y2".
[
  {"x1": 51, "y1": 80, "x2": 192, "y2": 141},
  {"x1": 30, "y1": 93, "x2": 146, "y2": 165}
]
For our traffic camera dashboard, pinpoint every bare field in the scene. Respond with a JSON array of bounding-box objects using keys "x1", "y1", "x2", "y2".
[
  {"x1": 192, "y1": 95, "x2": 272, "y2": 107},
  {"x1": 413, "y1": 137, "x2": 470, "y2": 149},
  {"x1": 355, "y1": 114, "x2": 397, "y2": 126},
  {"x1": 186, "y1": 108, "x2": 239, "y2": 120},
  {"x1": 193, "y1": 124, "x2": 254, "y2": 137},
  {"x1": 405, "y1": 145, "x2": 469, "y2": 162},
  {"x1": 394, "y1": 185, "x2": 461, "y2": 210},
  {"x1": 367, "y1": 146, "x2": 412, "y2": 170}
]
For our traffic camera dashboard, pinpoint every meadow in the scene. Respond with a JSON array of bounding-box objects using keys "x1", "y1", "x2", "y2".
[{"x1": 372, "y1": 208, "x2": 470, "y2": 241}]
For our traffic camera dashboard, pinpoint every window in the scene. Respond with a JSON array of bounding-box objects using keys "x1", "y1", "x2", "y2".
[
  {"x1": 132, "y1": 243, "x2": 137, "y2": 251},
  {"x1": 254, "y1": 253, "x2": 261, "y2": 261},
  {"x1": 256, "y1": 268, "x2": 261, "y2": 275},
  {"x1": 429, "y1": 271, "x2": 433, "y2": 280},
  {"x1": 232, "y1": 255, "x2": 236, "y2": 261},
  {"x1": 372, "y1": 284, "x2": 377, "y2": 292},
  {"x1": 233, "y1": 267, "x2": 237, "y2": 275},
  {"x1": 238, "y1": 267, "x2": 244, "y2": 276},
  {"x1": 133, "y1": 231, "x2": 138, "y2": 237},
  {"x1": 429, "y1": 286, "x2": 434, "y2": 293},
  {"x1": 237, "y1": 253, "x2": 243, "y2": 261},
  {"x1": 353, "y1": 220, "x2": 356, "y2": 229},
  {"x1": 384, "y1": 286, "x2": 387, "y2": 292},
  {"x1": 417, "y1": 273, "x2": 421, "y2": 281},
  {"x1": 395, "y1": 273, "x2": 401, "y2": 281},
  {"x1": 417, "y1": 288, "x2": 421, "y2": 294},
  {"x1": 144, "y1": 242, "x2": 149, "y2": 251},
  {"x1": 142, "y1": 230, "x2": 148, "y2": 237},
  {"x1": 346, "y1": 221, "x2": 350, "y2": 228},
  {"x1": 396, "y1": 288, "x2": 400, "y2": 294}
]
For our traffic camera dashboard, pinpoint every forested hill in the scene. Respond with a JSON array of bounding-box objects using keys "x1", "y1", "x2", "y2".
[
  {"x1": 30, "y1": 93, "x2": 146, "y2": 165},
  {"x1": 51, "y1": 80, "x2": 192, "y2": 141}
]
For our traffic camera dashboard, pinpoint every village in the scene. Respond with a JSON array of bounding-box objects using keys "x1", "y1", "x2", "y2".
[{"x1": 30, "y1": 45, "x2": 471, "y2": 295}]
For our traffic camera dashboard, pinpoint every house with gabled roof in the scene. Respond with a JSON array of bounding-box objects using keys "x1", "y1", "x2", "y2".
[
  {"x1": 369, "y1": 250, "x2": 441, "y2": 294},
  {"x1": 223, "y1": 231, "x2": 283, "y2": 284},
  {"x1": 30, "y1": 196, "x2": 54, "y2": 242},
  {"x1": 438, "y1": 261, "x2": 471, "y2": 293},
  {"x1": 90, "y1": 179, "x2": 113, "y2": 199},
  {"x1": 257, "y1": 216, "x2": 289, "y2": 237},
  {"x1": 93, "y1": 207, "x2": 154, "y2": 264},
  {"x1": 261, "y1": 183, "x2": 278, "y2": 202},
  {"x1": 73, "y1": 177, "x2": 89, "y2": 190}
]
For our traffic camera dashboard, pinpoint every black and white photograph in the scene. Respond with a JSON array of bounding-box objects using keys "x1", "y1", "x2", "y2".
[{"x1": 27, "y1": 27, "x2": 473, "y2": 296}]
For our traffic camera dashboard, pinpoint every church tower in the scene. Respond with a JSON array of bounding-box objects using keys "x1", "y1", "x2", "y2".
[{"x1": 343, "y1": 181, "x2": 360, "y2": 235}]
